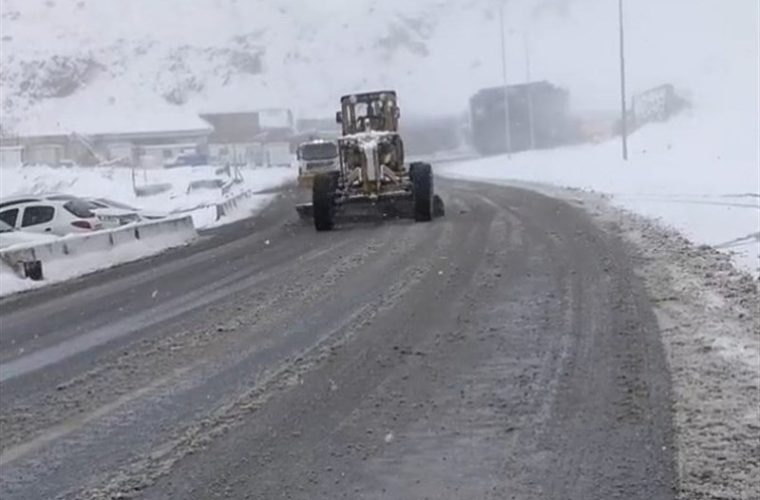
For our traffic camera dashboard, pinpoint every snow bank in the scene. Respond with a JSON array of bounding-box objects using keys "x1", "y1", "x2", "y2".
[
  {"x1": 440, "y1": 115, "x2": 759, "y2": 275},
  {"x1": 0, "y1": 165, "x2": 294, "y2": 297},
  {"x1": 588, "y1": 196, "x2": 760, "y2": 499},
  {"x1": 0, "y1": 165, "x2": 296, "y2": 229},
  {"x1": 0, "y1": 216, "x2": 197, "y2": 297}
]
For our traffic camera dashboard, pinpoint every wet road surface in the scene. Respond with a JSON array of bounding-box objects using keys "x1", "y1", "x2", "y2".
[{"x1": 0, "y1": 179, "x2": 676, "y2": 499}]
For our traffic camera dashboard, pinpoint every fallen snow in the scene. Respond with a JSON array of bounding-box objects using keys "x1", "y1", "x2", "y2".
[
  {"x1": 0, "y1": 165, "x2": 296, "y2": 230},
  {"x1": 0, "y1": 218, "x2": 196, "y2": 297},
  {"x1": 435, "y1": 0, "x2": 758, "y2": 276},
  {"x1": 440, "y1": 109, "x2": 760, "y2": 275},
  {"x1": 0, "y1": 166, "x2": 294, "y2": 297},
  {"x1": 191, "y1": 193, "x2": 278, "y2": 229}
]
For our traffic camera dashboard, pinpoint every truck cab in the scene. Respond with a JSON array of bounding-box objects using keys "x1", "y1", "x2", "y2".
[{"x1": 296, "y1": 140, "x2": 339, "y2": 188}]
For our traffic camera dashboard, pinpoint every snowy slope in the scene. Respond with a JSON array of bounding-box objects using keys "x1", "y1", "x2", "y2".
[
  {"x1": 434, "y1": 0, "x2": 759, "y2": 274},
  {"x1": 4, "y1": 0, "x2": 755, "y2": 125},
  {"x1": 1, "y1": 0, "x2": 498, "y2": 125},
  {"x1": 441, "y1": 115, "x2": 760, "y2": 274}
]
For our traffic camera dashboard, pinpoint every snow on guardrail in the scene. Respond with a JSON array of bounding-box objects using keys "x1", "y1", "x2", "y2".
[
  {"x1": 0, "y1": 216, "x2": 197, "y2": 297},
  {"x1": 215, "y1": 190, "x2": 254, "y2": 221}
]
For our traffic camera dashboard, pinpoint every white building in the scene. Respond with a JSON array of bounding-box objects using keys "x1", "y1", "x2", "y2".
[{"x1": 0, "y1": 146, "x2": 25, "y2": 168}]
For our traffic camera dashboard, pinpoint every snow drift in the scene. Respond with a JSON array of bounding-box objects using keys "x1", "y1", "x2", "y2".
[
  {"x1": 0, "y1": 215, "x2": 197, "y2": 297},
  {"x1": 0, "y1": 165, "x2": 296, "y2": 229}
]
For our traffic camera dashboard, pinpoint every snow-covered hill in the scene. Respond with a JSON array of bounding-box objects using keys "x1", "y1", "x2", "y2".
[
  {"x1": 3, "y1": 0, "x2": 756, "y2": 128},
  {"x1": 1, "y1": 0, "x2": 494, "y2": 125}
]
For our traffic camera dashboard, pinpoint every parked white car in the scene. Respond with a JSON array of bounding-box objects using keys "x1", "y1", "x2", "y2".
[
  {"x1": 0, "y1": 220, "x2": 60, "y2": 249},
  {"x1": 85, "y1": 198, "x2": 167, "y2": 228},
  {"x1": 0, "y1": 194, "x2": 103, "y2": 236}
]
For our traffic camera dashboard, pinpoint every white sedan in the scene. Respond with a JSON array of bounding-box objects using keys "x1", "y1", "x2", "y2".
[
  {"x1": 0, "y1": 220, "x2": 59, "y2": 249},
  {"x1": 0, "y1": 194, "x2": 103, "y2": 236}
]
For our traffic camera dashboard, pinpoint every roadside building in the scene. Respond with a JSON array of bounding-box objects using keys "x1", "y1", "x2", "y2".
[
  {"x1": 201, "y1": 108, "x2": 296, "y2": 167},
  {"x1": 0, "y1": 145, "x2": 24, "y2": 168},
  {"x1": 10, "y1": 110, "x2": 213, "y2": 167},
  {"x1": 200, "y1": 111, "x2": 262, "y2": 166}
]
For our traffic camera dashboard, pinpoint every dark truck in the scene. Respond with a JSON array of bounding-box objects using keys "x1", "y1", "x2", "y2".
[{"x1": 469, "y1": 81, "x2": 577, "y2": 156}]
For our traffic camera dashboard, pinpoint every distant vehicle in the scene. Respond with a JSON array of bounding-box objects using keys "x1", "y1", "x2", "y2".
[
  {"x1": 85, "y1": 198, "x2": 167, "y2": 228},
  {"x1": 0, "y1": 194, "x2": 103, "y2": 235},
  {"x1": 0, "y1": 220, "x2": 59, "y2": 249},
  {"x1": 264, "y1": 142, "x2": 294, "y2": 167},
  {"x1": 164, "y1": 152, "x2": 209, "y2": 168},
  {"x1": 469, "y1": 81, "x2": 578, "y2": 155},
  {"x1": 296, "y1": 139, "x2": 339, "y2": 188}
]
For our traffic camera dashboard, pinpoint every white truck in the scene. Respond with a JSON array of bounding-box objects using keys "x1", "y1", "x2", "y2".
[{"x1": 296, "y1": 139, "x2": 339, "y2": 188}]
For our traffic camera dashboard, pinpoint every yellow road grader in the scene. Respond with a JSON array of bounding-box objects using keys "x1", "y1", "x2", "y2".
[{"x1": 297, "y1": 90, "x2": 444, "y2": 231}]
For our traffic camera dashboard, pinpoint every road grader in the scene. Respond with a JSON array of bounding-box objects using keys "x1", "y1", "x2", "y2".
[{"x1": 297, "y1": 91, "x2": 443, "y2": 231}]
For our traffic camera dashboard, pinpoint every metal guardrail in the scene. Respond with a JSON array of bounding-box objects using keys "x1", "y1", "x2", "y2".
[{"x1": 0, "y1": 216, "x2": 196, "y2": 281}]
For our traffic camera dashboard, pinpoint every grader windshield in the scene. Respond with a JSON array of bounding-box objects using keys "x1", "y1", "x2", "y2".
[
  {"x1": 337, "y1": 91, "x2": 400, "y2": 135},
  {"x1": 298, "y1": 141, "x2": 338, "y2": 162}
]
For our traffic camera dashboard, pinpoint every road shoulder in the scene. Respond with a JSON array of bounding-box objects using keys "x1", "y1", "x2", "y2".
[{"x1": 533, "y1": 183, "x2": 759, "y2": 500}]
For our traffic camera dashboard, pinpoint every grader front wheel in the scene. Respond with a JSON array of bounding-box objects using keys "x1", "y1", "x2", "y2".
[
  {"x1": 412, "y1": 162, "x2": 434, "y2": 222},
  {"x1": 313, "y1": 172, "x2": 338, "y2": 231}
]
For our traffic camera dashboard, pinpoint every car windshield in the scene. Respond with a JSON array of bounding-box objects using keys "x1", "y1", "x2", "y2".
[
  {"x1": 300, "y1": 143, "x2": 337, "y2": 161},
  {"x1": 0, "y1": 220, "x2": 13, "y2": 232},
  {"x1": 63, "y1": 200, "x2": 96, "y2": 218}
]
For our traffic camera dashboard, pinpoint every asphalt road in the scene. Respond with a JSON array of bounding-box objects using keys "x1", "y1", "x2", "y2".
[{"x1": 0, "y1": 179, "x2": 677, "y2": 499}]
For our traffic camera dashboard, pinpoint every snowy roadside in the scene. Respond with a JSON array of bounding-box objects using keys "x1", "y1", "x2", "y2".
[
  {"x1": 612, "y1": 213, "x2": 759, "y2": 500},
  {"x1": 439, "y1": 162, "x2": 759, "y2": 277},
  {"x1": 437, "y1": 112, "x2": 760, "y2": 277},
  {"x1": 0, "y1": 165, "x2": 296, "y2": 230},
  {"x1": 488, "y1": 180, "x2": 759, "y2": 499},
  {"x1": 0, "y1": 166, "x2": 295, "y2": 298},
  {"x1": 0, "y1": 216, "x2": 197, "y2": 297}
]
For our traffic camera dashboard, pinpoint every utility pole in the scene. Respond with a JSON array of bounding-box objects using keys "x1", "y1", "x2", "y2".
[
  {"x1": 618, "y1": 0, "x2": 628, "y2": 160},
  {"x1": 524, "y1": 31, "x2": 536, "y2": 150},
  {"x1": 499, "y1": 2, "x2": 512, "y2": 157}
]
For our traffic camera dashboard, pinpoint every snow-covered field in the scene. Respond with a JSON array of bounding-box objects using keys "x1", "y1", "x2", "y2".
[
  {"x1": 0, "y1": 165, "x2": 296, "y2": 230},
  {"x1": 437, "y1": 0, "x2": 759, "y2": 276},
  {"x1": 441, "y1": 112, "x2": 760, "y2": 275}
]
